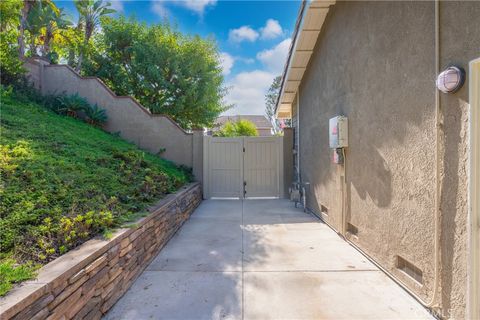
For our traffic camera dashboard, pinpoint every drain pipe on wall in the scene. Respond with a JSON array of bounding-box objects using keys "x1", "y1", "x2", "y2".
[
  {"x1": 426, "y1": 0, "x2": 442, "y2": 308},
  {"x1": 297, "y1": 94, "x2": 301, "y2": 183},
  {"x1": 341, "y1": 0, "x2": 442, "y2": 310}
]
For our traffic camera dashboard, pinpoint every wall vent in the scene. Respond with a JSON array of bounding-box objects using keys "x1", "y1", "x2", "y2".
[
  {"x1": 347, "y1": 223, "x2": 358, "y2": 236},
  {"x1": 320, "y1": 204, "x2": 328, "y2": 216},
  {"x1": 396, "y1": 256, "x2": 423, "y2": 284}
]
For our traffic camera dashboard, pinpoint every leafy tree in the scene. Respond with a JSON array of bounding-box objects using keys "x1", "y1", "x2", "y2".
[
  {"x1": 265, "y1": 75, "x2": 282, "y2": 134},
  {"x1": 84, "y1": 17, "x2": 228, "y2": 129},
  {"x1": 215, "y1": 120, "x2": 258, "y2": 137},
  {"x1": 74, "y1": 0, "x2": 115, "y2": 71},
  {"x1": 50, "y1": 25, "x2": 84, "y2": 66},
  {"x1": 0, "y1": 0, "x2": 24, "y2": 84},
  {"x1": 0, "y1": 0, "x2": 22, "y2": 31}
]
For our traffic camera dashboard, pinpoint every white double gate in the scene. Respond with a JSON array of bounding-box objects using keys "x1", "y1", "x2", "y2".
[{"x1": 203, "y1": 136, "x2": 284, "y2": 199}]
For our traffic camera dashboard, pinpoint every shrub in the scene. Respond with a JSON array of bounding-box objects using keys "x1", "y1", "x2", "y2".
[
  {"x1": 4, "y1": 86, "x2": 109, "y2": 127},
  {"x1": 84, "y1": 104, "x2": 107, "y2": 126},
  {"x1": 215, "y1": 119, "x2": 258, "y2": 137},
  {"x1": 235, "y1": 120, "x2": 258, "y2": 136},
  {"x1": 41, "y1": 93, "x2": 71, "y2": 114},
  {"x1": 21, "y1": 211, "x2": 114, "y2": 262},
  {"x1": 56, "y1": 93, "x2": 90, "y2": 117}
]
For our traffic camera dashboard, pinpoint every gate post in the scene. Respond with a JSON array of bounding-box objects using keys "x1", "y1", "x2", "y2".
[
  {"x1": 192, "y1": 130, "x2": 204, "y2": 195},
  {"x1": 283, "y1": 128, "x2": 294, "y2": 198}
]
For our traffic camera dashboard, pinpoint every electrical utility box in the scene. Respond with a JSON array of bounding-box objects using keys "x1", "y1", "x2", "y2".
[{"x1": 329, "y1": 116, "x2": 348, "y2": 148}]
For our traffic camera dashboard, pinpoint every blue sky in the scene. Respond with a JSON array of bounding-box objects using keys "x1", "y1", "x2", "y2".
[{"x1": 56, "y1": 0, "x2": 301, "y2": 115}]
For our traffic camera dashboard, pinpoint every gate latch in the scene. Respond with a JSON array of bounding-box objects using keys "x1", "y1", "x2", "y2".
[{"x1": 243, "y1": 181, "x2": 247, "y2": 196}]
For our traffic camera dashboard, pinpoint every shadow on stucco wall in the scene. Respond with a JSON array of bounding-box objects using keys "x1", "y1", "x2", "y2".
[{"x1": 347, "y1": 145, "x2": 393, "y2": 208}]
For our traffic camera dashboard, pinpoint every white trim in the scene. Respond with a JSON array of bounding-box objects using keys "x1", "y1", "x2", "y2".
[
  {"x1": 203, "y1": 135, "x2": 210, "y2": 199},
  {"x1": 468, "y1": 57, "x2": 480, "y2": 320}
]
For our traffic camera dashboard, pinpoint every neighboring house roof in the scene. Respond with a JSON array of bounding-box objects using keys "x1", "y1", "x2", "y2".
[
  {"x1": 214, "y1": 115, "x2": 273, "y2": 130},
  {"x1": 275, "y1": 0, "x2": 336, "y2": 119}
]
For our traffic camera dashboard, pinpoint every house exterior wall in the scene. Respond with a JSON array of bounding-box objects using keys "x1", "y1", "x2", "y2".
[{"x1": 296, "y1": 1, "x2": 480, "y2": 318}]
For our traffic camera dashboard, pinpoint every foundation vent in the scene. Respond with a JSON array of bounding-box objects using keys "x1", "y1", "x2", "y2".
[
  {"x1": 347, "y1": 223, "x2": 358, "y2": 236},
  {"x1": 320, "y1": 204, "x2": 328, "y2": 216},
  {"x1": 396, "y1": 256, "x2": 423, "y2": 284}
]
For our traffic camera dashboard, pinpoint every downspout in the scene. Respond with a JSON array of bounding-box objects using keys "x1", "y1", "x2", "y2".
[
  {"x1": 428, "y1": 0, "x2": 442, "y2": 308},
  {"x1": 297, "y1": 94, "x2": 301, "y2": 182},
  {"x1": 344, "y1": 0, "x2": 442, "y2": 309},
  {"x1": 468, "y1": 57, "x2": 480, "y2": 320}
]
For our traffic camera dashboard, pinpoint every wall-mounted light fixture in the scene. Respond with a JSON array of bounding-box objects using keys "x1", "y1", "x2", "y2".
[{"x1": 436, "y1": 66, "x2": 466, "y2": 94}]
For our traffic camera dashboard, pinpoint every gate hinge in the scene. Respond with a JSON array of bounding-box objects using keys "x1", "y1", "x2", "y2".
[
  {"x1": 243, "y1": 181, "x2": 247, "y2": 196},
  {"x1": 243, "y1": 147, "x2": 245, "y2": 152}
]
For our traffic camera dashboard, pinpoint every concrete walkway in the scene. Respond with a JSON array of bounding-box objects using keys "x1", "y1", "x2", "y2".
[{"x1": 104, "y1": 199, "x2": 433, "y2": 320}]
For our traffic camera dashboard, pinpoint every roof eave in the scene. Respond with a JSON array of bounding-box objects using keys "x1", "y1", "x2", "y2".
[{"x1": 275, "y1": 0, "x2": 336, "y2": 119}]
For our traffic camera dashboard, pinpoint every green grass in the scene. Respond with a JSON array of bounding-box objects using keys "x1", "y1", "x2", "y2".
[
  {"x1": 0, "y1": 91, "x2": 191, "y2": 294},
  {"x1": 0, "y1": 260, "x2": 37, "y2": 296}
]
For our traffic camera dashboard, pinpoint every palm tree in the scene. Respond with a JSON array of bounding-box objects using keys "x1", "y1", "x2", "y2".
[
  {"x1": 26, "y1": 1, "x2": 70, "y2": 57},
  {"x1": 42, "y1": 7, "x2": 71, "y2": 56},
  {"x1": 18, "y1": 0, "x2": 58, "y2": 58},
  {"x1": 74, "y1": 0, "x2": 115, "y2": 72},
  {"x1": 18, "y1": 0, "x2": 35, "y2": 58}
]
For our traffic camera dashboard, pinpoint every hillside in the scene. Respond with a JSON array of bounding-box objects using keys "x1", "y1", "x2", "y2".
[{"x1": 0, "y1": 92, "x2": 191, "y2": 294}]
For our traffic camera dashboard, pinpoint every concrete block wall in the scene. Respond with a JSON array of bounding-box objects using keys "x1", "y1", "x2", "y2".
[
  {"x1": 23, "y1": 59, "x2": 204, "y2": 175},
  {"x1": 0, "y1": 183, "x2": 202, "y2": 320}
]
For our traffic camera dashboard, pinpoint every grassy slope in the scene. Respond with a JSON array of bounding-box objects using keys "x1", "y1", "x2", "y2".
[{"x1": 0, "y1": 94, "x2": 190, "y2": 294}]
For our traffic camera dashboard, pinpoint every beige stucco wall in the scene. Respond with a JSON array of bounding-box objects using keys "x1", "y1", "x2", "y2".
[
  {"x1": 43, "y1": 65, "x2": 194, "y2": 167},
  {"x1": 24, "y1": 60, "x2": 203, "y2": 174},
  {"x1": 296, "y1": 1, "x2": 479, "y2": 318}
]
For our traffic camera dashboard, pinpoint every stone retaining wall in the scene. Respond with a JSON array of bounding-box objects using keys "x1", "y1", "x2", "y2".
[{"x1": 0, "y1": 183, "x2": 202, "y2": 320}]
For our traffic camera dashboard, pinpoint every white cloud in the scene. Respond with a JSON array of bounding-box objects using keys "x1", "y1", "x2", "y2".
[
  {"x1": 223, "y1": 39, "x2": 292, "y2": 114},
  {"x1": 151, "y1": 0, "x2": 216, "y2": 17},
  {"x1": 238, "y1": 57, "x2": 255, "y2": 64},
  {"x1": 228, "y1": 26, "x2": 259, "y2": 43},
  {"x1": 110, "y1": 1, "x2": 124, "y2": 12},
  {"x1": 224, "y1": 70, "x2": 275, "y2": 115},
  {"x1": 175, "y1": 0, "x2": 217, "y2": 15},
  {"x1": 260, "y1": 19, "x2": 283, "y2": 39},
  {"x1": 256, "y1": 38, "x2": 291, "y2": 73},
  {"x1": 151, "y1": 1, "x2": 169, "y2": 18},
  {"x1": 220, "y1": 52, "x2": 234, "y2": 76}
]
